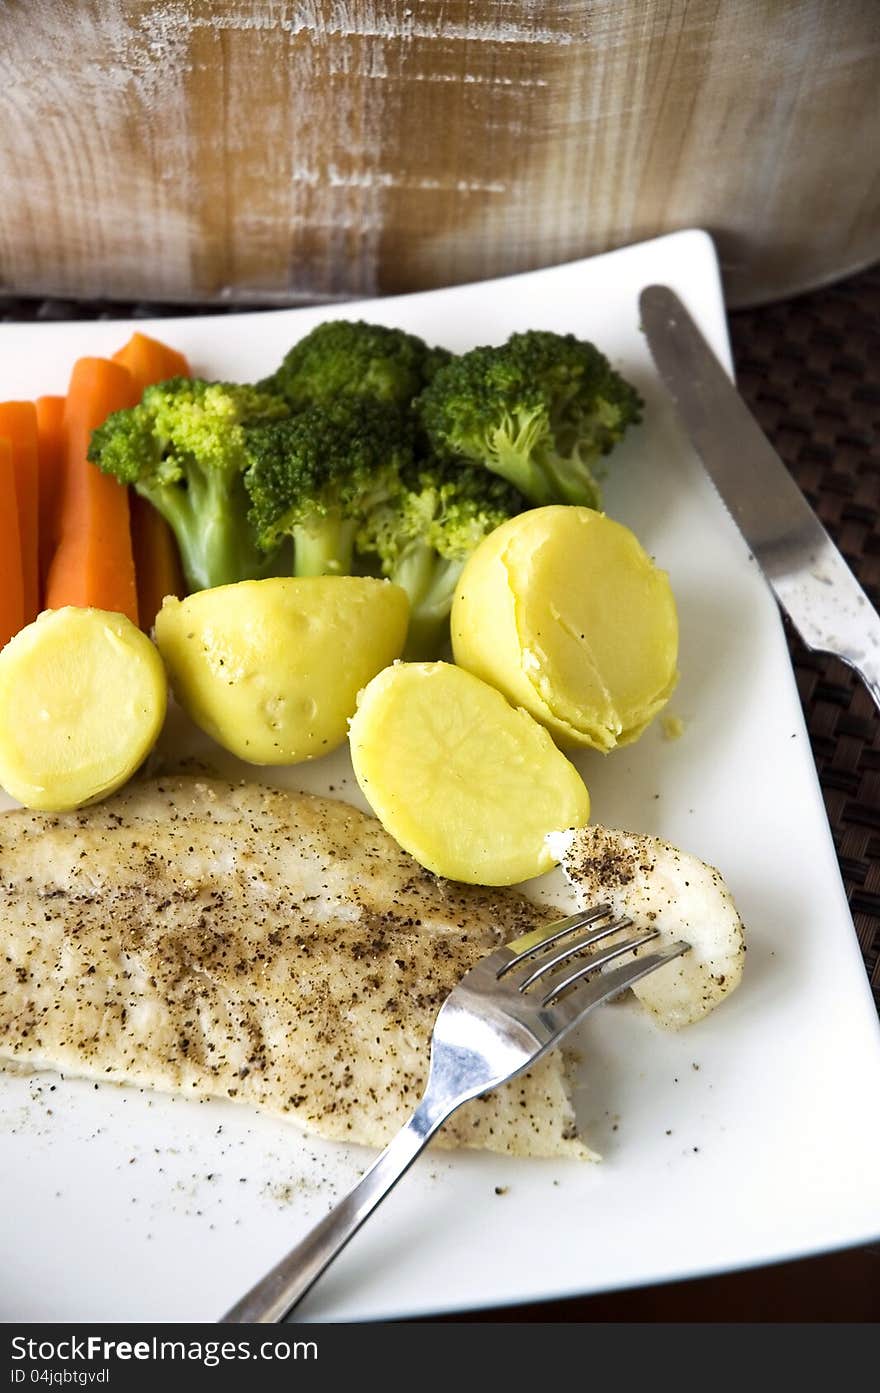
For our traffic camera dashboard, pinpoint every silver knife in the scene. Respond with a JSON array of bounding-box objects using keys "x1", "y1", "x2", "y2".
[{"x1": 640, "y1": 283, "x2": 880, "y2": 714}]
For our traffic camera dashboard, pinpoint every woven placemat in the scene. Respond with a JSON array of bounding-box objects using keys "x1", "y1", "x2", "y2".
[
  {"x1": 3, "y1": 273, "x2": 879, "y2": 1010},
  {"x1": 729, "y1": 270, "x2": 880, "y2": 1007}
]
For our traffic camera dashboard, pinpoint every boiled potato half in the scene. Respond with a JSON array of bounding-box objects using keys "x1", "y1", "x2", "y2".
[
  {"x1": 0, "y1": 606, "x2": 167, "y2": 811},
  {"x1": 155, "y1": 576, "x2": 408, "y2": 764},
  {"x1": 349, "y1": 660, "x2": 590, "y2": 885},
  {"x1": 451, "y1": 506, "x2": 678, "y2": 753}
]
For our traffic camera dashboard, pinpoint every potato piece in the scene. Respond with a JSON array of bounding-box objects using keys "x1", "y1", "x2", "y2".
[
  {"x1": 0, "y1": 606, "x2": 167, "y2": 811},
  {"x1": 451, "y1": 506, "x2": 678, "y2": 752},
  {"x1": 549, "y1": 825, "x2": 745, "y2": 1027},
  {"x1": 155, "y1": 576, "x2": 408, "y2": 764},
  {"x1": 349, "y1": 660, "x2": 590, "y2": 885}
]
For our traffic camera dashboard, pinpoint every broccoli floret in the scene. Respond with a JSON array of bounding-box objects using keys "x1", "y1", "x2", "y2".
[
  {"x1": 357, "y1": 461, "x2": 527, "y2": 658},
  {"x1": 244, "y1": 399, "x2": 412, "y2": 578},
  {"x1": 416, "y1": 329, "x2": 642, "y2": 507},
  {"x1": 258, "y1": 319, "x2": 451, "y2": 411},
  {"x1": 88, "y1": 377, "x2": 290, "y2": 592}
]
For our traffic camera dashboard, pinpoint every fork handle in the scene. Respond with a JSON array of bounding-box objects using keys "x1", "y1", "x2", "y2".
[{"x1": 220, "y1": 1099, "x2": 450, "y2": 1322}]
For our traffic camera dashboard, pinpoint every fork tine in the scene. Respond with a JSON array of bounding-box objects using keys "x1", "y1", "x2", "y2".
[
  {"x1": 497, "y1": 903, "x2": 613, "y2": 979},
  {"x1": 513, "y1": 915, "x2": 634, "y2": 992},
  {"x1": 544, "y1": 940, "x2": 691, "y2": 1013},
  {"x1": 540, "y1": 928, "x2": 661, "y2": 1005}
]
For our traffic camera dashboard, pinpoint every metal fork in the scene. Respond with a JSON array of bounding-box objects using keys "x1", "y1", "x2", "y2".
[{"x1": 221, "y1": 904, "x2": 689, "y2": 1323}]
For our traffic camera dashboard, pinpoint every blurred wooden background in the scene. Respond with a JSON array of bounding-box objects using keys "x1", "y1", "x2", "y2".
[{"x1": 0, "y1": 0, "x2": 877, "y2": 308}]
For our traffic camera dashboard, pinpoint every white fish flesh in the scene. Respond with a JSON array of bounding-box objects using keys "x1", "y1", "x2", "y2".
[
  {"x1": 550, "y1": 825, "x2": 745, "y2": 1028},
  {"x1": 0, "y1": 774, "x2": 589, "y2": 1159}
]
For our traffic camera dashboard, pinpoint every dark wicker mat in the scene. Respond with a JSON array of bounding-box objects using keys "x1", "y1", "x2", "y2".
[
  {"x1": 729, "y1": 270, "x2": 880, "y2": 1008},
  {"x1": 3, "y1": 272, "x2": 879, "y2": 1010}
]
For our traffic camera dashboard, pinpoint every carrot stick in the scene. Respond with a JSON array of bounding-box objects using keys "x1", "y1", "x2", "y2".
[
  {"x1": 45, "y1": 358, "x2": 140, "y2": 625},
  {"x1": 35, "y1": 395, "x2": 66, "y2": 596},
  {"x1": 0, "y1": 438, "x2": 24, "y2": 647},
  {"x1": 112, "y1": 332, "x2": 190, "y2": 395},
  {"x1": 0, "y1": 402, "x2": 39, "y2": 624},
  {"x1": 112, "y1": 332, "x2": 189, "y2": 627},
  {"x1": 129, "y1": 494, "x2": 185, "y2": 631}
]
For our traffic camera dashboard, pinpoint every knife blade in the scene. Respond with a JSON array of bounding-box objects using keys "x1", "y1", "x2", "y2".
[{"x1": 640, "y1": 283, "x2": 880, "y2": 714}]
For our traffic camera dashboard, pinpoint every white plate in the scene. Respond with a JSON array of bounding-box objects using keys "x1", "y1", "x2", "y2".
[{"x1": 1, "y1": 230, "x2": 878, "y2": 1322}]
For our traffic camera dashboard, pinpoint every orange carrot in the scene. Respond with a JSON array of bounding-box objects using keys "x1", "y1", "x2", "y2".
[
  {"x1": 0, "y1": 438, "x2": 24, "y2": 647},
  {"x1": 45, "y1": 358, "x2": 140, "y2": 625},
  {"x1": 0, "y1": 402, "x2": 39, "y2": 624},
  {"x1": 129, "y1": 493, "x2": 185, "y2": 631},
  {"x1": 111, "y1": 331, "x2": 190, "y2": 627},
  {"x1": 35, "y1": 395, "x2": 66, "y2": 595},
  {"x1": 112, "y1": 331, "x2": 190, "y2": 395}
]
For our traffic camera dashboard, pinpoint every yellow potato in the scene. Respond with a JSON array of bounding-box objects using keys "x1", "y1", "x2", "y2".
[
  {"x1": 155, "y1": 576, "x2": 408, "y2": 764},
  {"x1": 0, "y1": 607, "x2": 167, "y2": 811},
  {"x1": 451, "y1": 507, "x2": 678, "y2": 752},
  {"x1": 349, "y1": 660, "x2": 590, "y2": 885}
]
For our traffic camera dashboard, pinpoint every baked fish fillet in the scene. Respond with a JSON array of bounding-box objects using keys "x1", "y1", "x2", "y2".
[{"x1": 0, "y1": 774, "x2": 589, "y2": 1159}]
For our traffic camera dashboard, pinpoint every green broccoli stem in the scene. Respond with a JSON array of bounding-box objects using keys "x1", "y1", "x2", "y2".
[
  {"x1": 542, "y1": 449, "x2": 602, "y2": 508},
  {"x1": 292, "y1": 515, "x2": 357, "y2": 577},
  {"x1": 138, "y1": 471, "x2": 271, "y2": 592},
  {"x1": 402, "y1": 607, "x2": 454, "y2": 661},
  {"x1": 392, "y1": 543, "x2": 464, "y2": 659},
  {"x1": 483, "y1": 409, "x2": 558, "y2": 505}
]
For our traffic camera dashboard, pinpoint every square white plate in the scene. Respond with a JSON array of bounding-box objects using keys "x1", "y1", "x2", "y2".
[{"x1": 1, "y1": 230, "x2": 878, "y2": 1322}]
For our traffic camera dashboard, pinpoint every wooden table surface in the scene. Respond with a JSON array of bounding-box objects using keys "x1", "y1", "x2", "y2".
[{"x1": 424, "y1": 1244, "x2": 880, "y2": 1321}]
